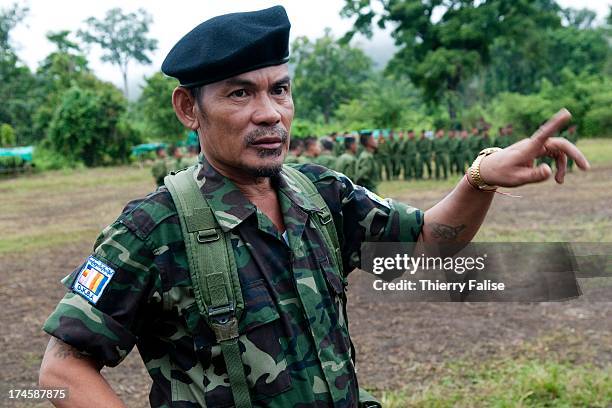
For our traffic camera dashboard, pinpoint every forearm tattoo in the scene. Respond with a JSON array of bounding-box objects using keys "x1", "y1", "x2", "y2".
[
  {"x1": 429, "y1": 222, "x2": 466, "y2": 241},
  {"x1": 50, "y1": 338, "x2": 89, "y2": 360}
]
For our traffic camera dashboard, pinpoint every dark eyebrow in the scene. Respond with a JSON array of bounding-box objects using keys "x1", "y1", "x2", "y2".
[
  {"x1": 223, "y1": 76, "x2": 291, "y2": 90},
  {"x1": 272, "y1": 76, "x2": 291, "y2": 87},
  {"x1": 224, "y1": 78, "x2": 256, "y2": 89}
]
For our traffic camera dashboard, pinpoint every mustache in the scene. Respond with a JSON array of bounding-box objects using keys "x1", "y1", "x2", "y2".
[{"x1": 245, "y1": 126, "x2": 289, "y2": 146}]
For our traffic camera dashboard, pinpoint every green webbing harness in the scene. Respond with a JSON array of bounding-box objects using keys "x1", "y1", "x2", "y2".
[{"x1": 165, "y1": 164, "x2": 379, "y2": 408}]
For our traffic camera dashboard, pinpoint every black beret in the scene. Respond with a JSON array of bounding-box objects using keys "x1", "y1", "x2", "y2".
[{"x1": 162, "y1": 6, "x2": 291, "y2": 87}]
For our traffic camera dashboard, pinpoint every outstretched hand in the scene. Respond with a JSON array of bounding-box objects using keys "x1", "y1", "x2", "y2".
[{"x1": 479, "y1": 109, "x2": 590, "y2": 188}]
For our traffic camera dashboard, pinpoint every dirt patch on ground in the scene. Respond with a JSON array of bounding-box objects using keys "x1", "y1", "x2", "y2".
[{"x1": 0, "y1": 165, "x2": 610, "y2": 407}]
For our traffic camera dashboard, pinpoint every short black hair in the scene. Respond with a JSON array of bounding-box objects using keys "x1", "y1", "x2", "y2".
[
  {"x1": 320, "y1": 138, "x2": 333, "y2": 151},
  {"x1": 360, "y1": 133, "x2": 370, "y2": 147},
  {"x1": 289, "y1": 138, "x2": 302, "y2": 151},
  {"x1": 304, "y1": 136, "x2": 318, "y2": 150},
  {"x1": 344, "y1": 136, "x2": 355, "y2": 150}
]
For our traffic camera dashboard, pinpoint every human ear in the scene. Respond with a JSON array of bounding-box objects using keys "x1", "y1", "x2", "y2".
[{"x1": 172, "y1": 87, "x2": 199, "y2": 130}]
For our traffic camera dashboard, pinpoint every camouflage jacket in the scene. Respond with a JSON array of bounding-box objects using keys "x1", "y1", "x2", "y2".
[{"x1": 43, "y1": 158, "x2": 423, "y2": 408}]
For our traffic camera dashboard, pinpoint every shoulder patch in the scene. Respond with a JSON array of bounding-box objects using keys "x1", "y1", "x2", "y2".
[{"x1": 72, "y1": 256, "x2": 115, "y2": 304}]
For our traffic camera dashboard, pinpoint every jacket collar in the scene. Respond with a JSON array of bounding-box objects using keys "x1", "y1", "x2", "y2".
[{"x1": 193, "y1": 157, "x2": 319, "y2": 232}]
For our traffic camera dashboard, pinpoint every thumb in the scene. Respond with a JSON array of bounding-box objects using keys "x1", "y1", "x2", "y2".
[{"x1": 516, "y1": 163, "x2": 552, "y2": 185}]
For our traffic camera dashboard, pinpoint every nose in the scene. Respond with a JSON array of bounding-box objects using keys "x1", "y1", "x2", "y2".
[{"x1": 252, "y1": 94, "x2": 281, "y2": 126}]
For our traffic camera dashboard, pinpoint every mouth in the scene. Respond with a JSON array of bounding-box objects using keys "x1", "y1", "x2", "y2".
[{"x1": 249, "y1": 137, "x2": 283, "y2": 150}]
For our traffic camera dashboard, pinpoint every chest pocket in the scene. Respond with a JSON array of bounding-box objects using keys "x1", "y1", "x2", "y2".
[
  {"x1": 318, "y1": 255, "x2": 351, "y2": 356},
  {"x1": 179, "y1": 280, "x2": 292, "y2": 408}
]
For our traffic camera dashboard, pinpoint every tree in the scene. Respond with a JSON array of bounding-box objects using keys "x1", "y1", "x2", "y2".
[
  {"x1": 340, "y1": 0, "x2": 562, "y2": 119},
  {"x1": 482, "y1": 19, "x2": 609, "y2": 97},
  {"x1": 0, "y1": 3, "x2": 36, "y2": 144},
  {"x1": 30, "y1": 30, "x2": 96, "y2": 142},
  {"x1": 77, "y1": 8, "x2": 158, "y2": 98},
  {"x1": 45, "y1": 83, "x2": 139, "y2": 166},
  {"x1": 291, "y1": 29, "x2": 373, "y2": 123},
  {"x1": 137, "y1": 72, "x2": 185, "y2": 141},
  {"x1": 0, "y1": 123, "x2": 15, "y2": 146},
  {"x1": 0, "y1": 2, "x2": 28, "y2": 52},
  {"x1": 335, "y1": 73, "x2": 426, "y2": 129},
  {"x1": 561, "y1": 7, "x2": 597, "y2": 29}
]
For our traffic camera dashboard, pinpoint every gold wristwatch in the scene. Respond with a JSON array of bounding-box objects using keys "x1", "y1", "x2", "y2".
[{"x1": 468, "y1": 147, "x2": 502, "y2": 191}]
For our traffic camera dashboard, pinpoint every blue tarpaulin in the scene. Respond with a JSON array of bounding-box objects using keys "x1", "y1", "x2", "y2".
[
  {"x1": 131, "y1": 143, "x2": 167, "y2": 156},
  {"x1": 0, "y1": 146, "x2": 34, "y2": 162}
]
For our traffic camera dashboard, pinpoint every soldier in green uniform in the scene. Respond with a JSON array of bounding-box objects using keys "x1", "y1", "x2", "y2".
[
  {"x1": 457, "y1": 129, "x2": 474, "y2": 174},
  {"x1": 284, "y1": 138, "x2": 303, "y2": 164},
  {"x1": 182, "y1": 144, "x2": 201, "y2": 167},
  {"x1": 355, "y1": 131, "x2": 381, "y2": 192},
  {"x1": 330, "y1": 131, "x2": 344, "y2": 157},
  {"x1": 375, "y1": 131, "x2": 392, "y2": 181},
  {"x1": 314, "y1": 137, "x2": 337, "y2": 169},
  {"x1": 302, "y1": 136, "x2": 320, "y2": 162},
  {"x1": 168, "y1": 145, "x2": 187, "y2": 172},
  {"x1": 432, "y1": 129, "x2": 450, "y2": 180},
  {"x1": 402, "y1": 130, "x2": 418, "y2": 180},
  {"x1": 390, "y1": 130, "x2": 402, "y2": 180},
  {"x1": 496, "y1": 127, "x2": 507, "y2": 149},
  {"x1": 478, "y1": 129, "x2": 492, "y2": 153},
  {"x1": 416, "y1": 130, "x2": 432, "y2": 179},
  {"x1": 39, "y1": 7, "x2": 590, "y2": 408},
  {"x1": 505, "y1": 124, "x2": 517, "y2": 145},
  {"x1": 151, "y1": 145, "x2": 169, "y2": 187},
  {"x1": 335, "y1": 135, "x2": 358, "y2": 180},
  {"x1": 447, "y1": 130, "x2": 460, "y2": 175},
  {"x1": 467, "y1": 127, "x2": 481, "y2": 164}
]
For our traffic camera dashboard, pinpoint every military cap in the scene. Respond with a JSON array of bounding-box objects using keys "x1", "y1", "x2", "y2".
[{"x1": 162, "y1": 6, "x2": 291, "y2": 87}]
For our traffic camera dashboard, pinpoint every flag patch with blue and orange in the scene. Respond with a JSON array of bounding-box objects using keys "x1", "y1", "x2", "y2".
[{"x1": 73, "y1": 256, "x2": 115, "y2": 304}]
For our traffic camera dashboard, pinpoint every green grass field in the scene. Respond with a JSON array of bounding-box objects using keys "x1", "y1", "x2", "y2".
[{"x1": 375, "y1": 331, "x2": 612, "y2": 407}]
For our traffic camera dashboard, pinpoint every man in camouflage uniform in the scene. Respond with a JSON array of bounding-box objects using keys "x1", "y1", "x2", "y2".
[
  {"x1": 39, "y1": 6, "x2": 590, "y2": 408},
  {"x1": 335, "y1": 135, "x2": 358, "y2": 180},
  {"x1": 375, "y1": 132, "x2": 392, "y2": 181}
]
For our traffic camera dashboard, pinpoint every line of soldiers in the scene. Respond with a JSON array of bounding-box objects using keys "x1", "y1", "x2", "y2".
[
  {"x1": 151, "y1": 144, "x2": 200, "y2": 186},
  {"x1": 285, "y1": 125, "x2": 525, "y2": 193}
]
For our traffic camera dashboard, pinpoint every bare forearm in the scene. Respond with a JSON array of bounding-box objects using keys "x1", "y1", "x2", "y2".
[
  {"x1": 420, "y1": 176, "x2": 494, "y2": 244},
  {"x1": 39, "y1": 337, "x2": 126, "y2": 408}
]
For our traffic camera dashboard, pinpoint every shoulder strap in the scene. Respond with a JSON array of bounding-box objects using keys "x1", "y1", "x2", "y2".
[{"x1": 164, "y1": 166, "x2": 252, "y2": 408}]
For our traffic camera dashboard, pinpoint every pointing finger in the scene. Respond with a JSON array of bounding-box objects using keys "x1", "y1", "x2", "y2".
[{"x1": 530, "y1": 109, "x2": 572, "y2": 148}]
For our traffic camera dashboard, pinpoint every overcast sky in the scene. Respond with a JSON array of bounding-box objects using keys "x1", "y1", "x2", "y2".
[{"x1": 5, "y1": 0, "x2": 611, "y2": 98}]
